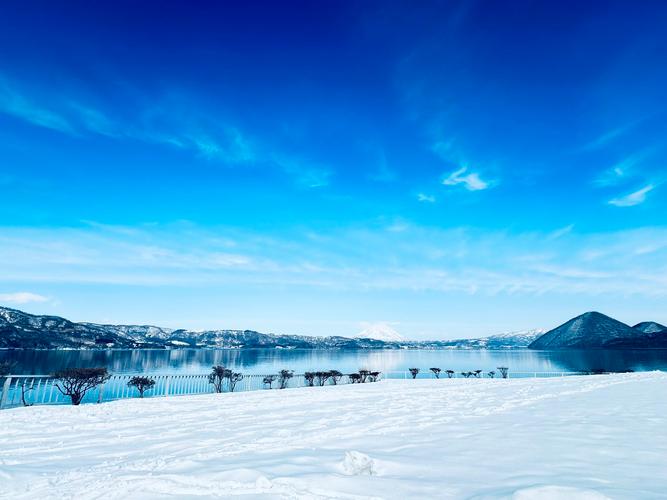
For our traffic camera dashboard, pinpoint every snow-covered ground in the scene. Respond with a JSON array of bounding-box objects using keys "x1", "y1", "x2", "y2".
[{"x1": 1, "y1": 372, "x2": 666, "y2": 499}]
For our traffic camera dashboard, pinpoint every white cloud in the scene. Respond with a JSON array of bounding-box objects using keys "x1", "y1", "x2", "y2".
[
  {"x1": 442, "y1": 167, "x2": 490, "y2": 191},
  {"x1": 0, "y1": 292, "x2": 49, "y2": 304},
  {"x1": 2, "y1": 223, "x2": 667, "y2": 298},
  {"x1": 608, "y1": 185, "x2": 654, "y2": 207},
  {"x1": 416, "y1": 193, "x2": 435, "y2": 203}
]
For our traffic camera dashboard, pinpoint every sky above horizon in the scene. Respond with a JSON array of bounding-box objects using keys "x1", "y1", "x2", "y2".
[{"x1": 1, "y1": 0, "x2": 667, "y2": 338}]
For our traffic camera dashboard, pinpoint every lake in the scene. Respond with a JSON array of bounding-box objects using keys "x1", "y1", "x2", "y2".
[{"x1": 2, "y1": 348, "x2": 667, "y2": 376}]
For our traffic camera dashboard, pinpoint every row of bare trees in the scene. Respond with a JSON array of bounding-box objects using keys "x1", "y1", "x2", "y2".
[
  {"x1": 408, "y1": 366, "x2": 510, "y2": 379},
  {"x1": 263, "y1": 369, "x2": 381, "y2": 389},
  {"x1": 30, "y1": 365, "x2": 384, "y2": 405}
]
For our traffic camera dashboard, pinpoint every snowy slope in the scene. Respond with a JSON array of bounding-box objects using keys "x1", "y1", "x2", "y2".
[
  {"x1": 442, "y1": 328, "x2": 546, "y2": 349},
  {"x1": 529, "y1": 311, "x2": 652, "y2": 349},
  {"x1": 354, "y1": 323, "x2": 405, "y2": 342},
  {"x1": 1, "y1": 372, "x2": 666, "y2": 499},
  {"x1": 633, "y1": 321, "x2": 667, "y2": 334}
]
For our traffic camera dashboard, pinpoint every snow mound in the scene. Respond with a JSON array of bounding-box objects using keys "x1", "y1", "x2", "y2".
[
  {"x1": 341, "y1": 451, "x2": 376, "y2": 476},
  {"x1": 355, "y1": 322, "x2": 405, "y2": 342},
  {"x1": 512, "y1": 485, "x2": 611, "y2": 500}
]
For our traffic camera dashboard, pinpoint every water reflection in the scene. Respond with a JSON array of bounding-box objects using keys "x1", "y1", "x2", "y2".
[{"x1": 1, "y1": 348, "x2": 666, "y2": 375}]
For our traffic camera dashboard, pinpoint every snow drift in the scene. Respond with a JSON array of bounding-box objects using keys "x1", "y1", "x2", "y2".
[{"x1": 1, "y1": 372, "x2": 665, "y2": 499}]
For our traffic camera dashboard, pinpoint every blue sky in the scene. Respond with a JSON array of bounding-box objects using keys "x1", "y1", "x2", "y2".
[{"x1": 1, "y1": 0, "x2": 667, "y2": 338}]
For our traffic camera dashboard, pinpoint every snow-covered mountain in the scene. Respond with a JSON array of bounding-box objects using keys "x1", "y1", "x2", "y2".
[
  {"x1": 0, "y1": 306, "x2": 386, "y2": 350},
  {"x1": 633, "y1": 321, "x2": 666, "y2": 334},
  {"x1": 465, "y1": 329, "x2": 546, "y2": 348},
  {"x1": 354, "y1": 323, "x2": 405, "y2": 342},
  {"x1": 0, "y1": 306, "x2": 543, "y2": 350},
  {"x1": 4, "y1": 306, "x2": 664, "y2": 350},
  {"x1": 529, "y1": 312, "x2": 667, "y2": 349},
  {"x1": 415, "y1": 329, "x2": 545, "y2": 349}
]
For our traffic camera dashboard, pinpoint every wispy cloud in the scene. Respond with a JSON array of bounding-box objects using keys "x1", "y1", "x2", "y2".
[
  {"x1": 431, "y1": 140, "x2": 456, "y2": 161},
  {"x1": 186, "y1": 128, "x2": 256, "y2": 164},
  {"x1": 368, "y1": 149, "x2": 397, "y2": 182},
  {"x1": 583, "y1": 122, "x2": 638, "y2": 151},
  {"x1": 594, "y1": 149, "x2": 654, "y2": 187},
  {"x1": 0, "y1": 292, "x2": 49, "y2": 304},
  {"x1": 548, "y1": 224, "x2": 574, "y2": 240},
  {"x1": 594, "y1": 165, "x2": 626, "y2": 187},
  {"x1": 0, "y1": 78, "x2": 75, "y2": 134},
  {"x1": 2, "y1": 223, "x2": 667, "y2": 298},
  {"x1": 442, "y1": 167, "x2": 490, "y2": 191},
  {"x1": 416, "y1": 193, "x2": 436, "y2": 203},
  {"x1": 0, "y1": 74, "x2": 331, "y2": 188},
  {"x1": 67, "y1": 102, "x2": 119, "y2": 137},
  {"x1": 273, "y1": 155, "x2": 331, "y2": 188},
  {"x1": 608, "y1": 184, "x2": 654, "y2": 207}
]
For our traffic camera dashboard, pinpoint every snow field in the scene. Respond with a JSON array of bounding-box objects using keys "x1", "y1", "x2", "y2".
[{"x1": 0, "y1": 372, "x2": 666, "y2": 499}]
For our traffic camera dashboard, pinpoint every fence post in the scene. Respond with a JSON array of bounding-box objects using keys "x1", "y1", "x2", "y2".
[
  {"x1": 98, "y1": 382, "x2": 106, "y2": 403},
  {"x1": 1, "y1": 376, "x2": 12, "y2": 409},
  {"x1": 164, "y1": 375, "x2": 171, "y2": 397}
]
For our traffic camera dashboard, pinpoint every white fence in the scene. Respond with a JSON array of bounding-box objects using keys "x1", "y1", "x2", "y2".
[
  {"x1": 0, "y1": 372, "x2": 376, "y2": 409},
  {"x1": 384, "y1": 370, "x2": 591, "y2": 380},
  {"x1": 0, "y1": 370, "x2": 592, "y2": 409}
]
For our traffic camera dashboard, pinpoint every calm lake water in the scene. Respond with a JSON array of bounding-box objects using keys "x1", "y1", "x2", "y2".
[{"x1": 2, "y1": 348, "x2": 667, "y2": 376}]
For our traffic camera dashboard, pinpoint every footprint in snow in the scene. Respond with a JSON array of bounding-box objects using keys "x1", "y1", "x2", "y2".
[{"x1": 341, "y1": 451, "x2": 376, "y2": 476}]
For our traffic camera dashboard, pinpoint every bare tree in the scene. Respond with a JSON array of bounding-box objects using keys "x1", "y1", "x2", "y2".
[
  {"x1": 497, "y1": 366, "x2": 509, "y2": 379},
  {"x1": 315, "y1": 371, "x2": 331, "y2": 386},
  {"x1": 445, "y1": 369, "x2": 455, "y2": 378},
  {"x1": 487, "y1": 371, "x2": 496, "y2": 378},
  {"x1": 52, "y1": 368, "x2": 110, "y2": 405},
  {"x1": 127, "y1": 376, "x2": 156, "y2": 398},
  {"x1": 226, "y1": 371, "x2": 243, "y2": 392},
  {"x1": 430, "y1": 367, "x2": 441, "y2": 379},
  {"x1": 21, "y1": 380, "x2": 35, "y2": 407},
  {"x1": 208, "y1": 365, "x2": 227, "y2": 393},
  {"x1": 263, "y1": 375, "x2": 276, "y2": 389},
  {"x1": 304, "y1": 372, "x2": 316, "y2": 387},
  {"x1": 409, "y1": 368, "x2": 420, "y2": 379},
  {"x1": 358, "y1": 369, "x2": 371, "y2": 383},
  {"x1": 278, "y1": 369, "x2": 293, "y2": 389},
  {"x1": 328, "y1": 370, "x2": 343, "y2": 385},
  {"x1": 369, "y1": 371, "x2": 381, "y2": 382},
  {"x1": 348, "y1": 373, "x2": 362, "y2": 384}
]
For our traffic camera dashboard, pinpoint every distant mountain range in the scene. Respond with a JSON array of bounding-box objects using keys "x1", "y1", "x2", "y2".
[
  {"x1": 2, "y1": 306, "x2": 666, "y2": 350},
  {"x1": 1, "y1": 306, "x2": 540, "y2": 350},
  {"x1": 528, "y1": 312, "x2": 667, "y2": 349}
]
